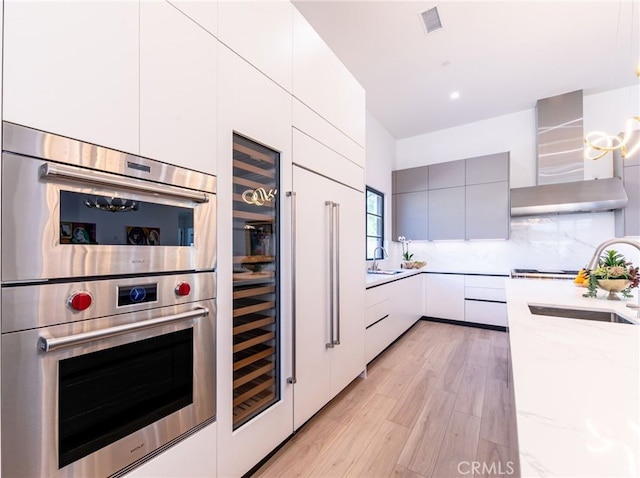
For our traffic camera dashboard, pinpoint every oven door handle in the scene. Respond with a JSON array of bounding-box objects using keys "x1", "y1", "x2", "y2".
[
  {"x1": 39, "y1": 162, "x2": 209, "y2": 203},
  {"x1": 38, "y1": 307, "x2": 209, "y2": 353}
]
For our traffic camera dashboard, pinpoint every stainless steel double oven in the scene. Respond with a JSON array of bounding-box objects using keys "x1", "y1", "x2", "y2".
[{"x1": 1, "y1": 123, "x2": 217, "y2": 477}]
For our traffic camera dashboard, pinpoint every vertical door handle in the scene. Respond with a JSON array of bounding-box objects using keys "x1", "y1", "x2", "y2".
[
  {"x1": 286, "y1": 192, "x2": 297, "y2": 384},
  {"x1": 325, "y1": 200, "x2": 335, "y2": 348},
  {"x1": 333, "y1": 202, "x2": 341, "y2": 346}
]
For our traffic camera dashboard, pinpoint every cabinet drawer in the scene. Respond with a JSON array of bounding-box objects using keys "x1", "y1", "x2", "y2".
[
  {"x1": 464, "y1": 300, "x2": 507, "y2": 327},
  {"x1": 464, "y1": 275, "x2": 506, "y2": 289},
  {"x1": 365, "y1": 285, "x2": 391, "y2": 308},
  {"x1": 465, "y1": 287, "x2": 506, "y2": 302},
  {"x1": 365, "y1": 299, "x2": 390, "y2": 328},
  {"x1": 365, "y1": 314, "x2": 395, "y2": 363}
]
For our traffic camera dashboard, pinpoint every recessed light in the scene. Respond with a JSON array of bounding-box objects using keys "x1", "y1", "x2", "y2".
[
  {"x1": 450, "y1": 91, "x2": 460, "y2": 100},
  {"x1": 441, "y1": 60, "x2": 451, "y2": 68}
]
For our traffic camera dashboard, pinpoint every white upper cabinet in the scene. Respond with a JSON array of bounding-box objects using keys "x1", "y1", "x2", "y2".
[
  {"x1": 140, "y1": 1, "x2": 218, "y2": 174},
  {"x1": 292, "y1": 8, "x2": 365, "y2": 147},
  {"x1": 334, "y1": 59, "x2": 366, "y2": 146},
  {"x1": 167, "y1": 0, "x2": 218, "y2": 37},
  {"x1": 3, "y1": 0, "x2": 139, "y2": 154},
  {"x1": 218, "y1": 1, "x2": 292, "y2": 92}
]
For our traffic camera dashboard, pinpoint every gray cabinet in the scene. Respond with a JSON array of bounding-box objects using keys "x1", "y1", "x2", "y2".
[
  {"x1": 429, "y1": 187, "x2": 465, "y2": 240},
  {"x1": 393, "y1": 152, "x2": 510, "y2": 241},
  {"x1": 614, "y1": 130, "x2": 640, "y2": 237},
  {"x1": 393, "y1": 166, "x2": 428, "y2": 193},
  {"x1": 466, "y1": 182, "x2": 510, "y2": 239},
  {"x1": 393, "y1": 191, "x2": 429, "y2": 240},
  {"x1": 466, "y1": 152, "x2": 509, "y2": 185},
  {"x1": 428, "y1": 160, "x2": 465, "y2": 189},
  {"x1": 625, "y1": 165, "x2": 640, "y2": 235}
]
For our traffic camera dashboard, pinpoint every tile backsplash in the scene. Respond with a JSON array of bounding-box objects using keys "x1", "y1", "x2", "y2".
[{"x1": 386, "y1": 211, "x2": 640, "y2": 273}]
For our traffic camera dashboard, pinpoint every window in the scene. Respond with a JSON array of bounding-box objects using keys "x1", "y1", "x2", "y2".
[{"x1": 366, "y1": 187, "x2": 384, "y2": 260}]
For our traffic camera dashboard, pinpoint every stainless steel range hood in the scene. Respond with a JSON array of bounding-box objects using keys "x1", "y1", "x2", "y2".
[
  {"x1": 511, "y1": 177, "x2": 628, "y2": 216},
  {"x1": 510, "y1": 90, "x2": 628, "y2": 217}
]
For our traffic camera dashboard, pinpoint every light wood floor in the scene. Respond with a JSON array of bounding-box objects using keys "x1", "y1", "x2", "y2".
[{"x1": 252, "y1": 320, "x2": 520, "y2": 478}]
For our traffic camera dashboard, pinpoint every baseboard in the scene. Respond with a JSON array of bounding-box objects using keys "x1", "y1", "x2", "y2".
[{"x1": 420, "y1": 316, "x2": 507, "y2": 332}]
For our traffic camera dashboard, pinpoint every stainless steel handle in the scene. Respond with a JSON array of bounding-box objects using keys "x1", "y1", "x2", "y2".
[
  {"x1": 325, "y1": 200, "x2": 335, "y2": 349},
  {"x1": 286, "y1": 191, "x2": 297, "y2": 384},
  {"x1": 334, "y1": 202, "x2": 341, "y2": 346},
  {"x1": 38, "y1": 307, "x2": 208, "y2": 352},
  {"x1": 40, "y1": 162, "x2": 209, "y2": 203}
]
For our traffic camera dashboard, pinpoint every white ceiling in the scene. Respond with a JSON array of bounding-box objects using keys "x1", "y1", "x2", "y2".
[{"x1": 292, "y1": 0, "x2": 640, "y2": 140}]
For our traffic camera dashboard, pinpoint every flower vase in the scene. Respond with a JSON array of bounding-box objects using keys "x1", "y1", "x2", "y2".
[{"x1": 597, "y1": 279, "x2": 631, "y2": 300}]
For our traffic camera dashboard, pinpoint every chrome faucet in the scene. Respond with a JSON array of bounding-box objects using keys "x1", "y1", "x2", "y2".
[
  {"x1": 370, "y1": 246, "x2": 388, "y2": 271},
  {"x1": 586, "y1": 238, "x2": 640, "y2": 315}
]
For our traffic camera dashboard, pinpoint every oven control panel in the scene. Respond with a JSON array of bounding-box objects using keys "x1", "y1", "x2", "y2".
[{"x1": 117, "y1": 284, "x2": 159, "y2": 307}]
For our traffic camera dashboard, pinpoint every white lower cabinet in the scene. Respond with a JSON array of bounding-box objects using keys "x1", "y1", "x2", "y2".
[
  {"x1": 292, "y1": 164, "x2": 365, "y2": 430},
  {"x1": 425, "y1": 273, "x2": 465, "y2": 321},
  {"x1": 126, "y1": 423, "x2": 216, "y2": 478},
  {"x1": 464, "y1": 274, "x2": 508, "y2": 327},
  {"x1": 465, "y1": 299, "x2": 508, "y2": 327},
  {"x1": 365, "y1": 274, "x2": 424, "y2": 363},
  {"x1": 424, "y1": 273, "x2": 508, "y2": 327}
]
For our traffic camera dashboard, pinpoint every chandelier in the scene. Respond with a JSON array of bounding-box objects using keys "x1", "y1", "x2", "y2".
[
  {"x1": 84, "y1": 196, "x2": 138, "y2": 212},
  {"x1": 584, "y1": 1, "x2": 639, "y2": 161},
  {"x1": 584, "y1": 114, "x2": 640, "y2": 160}
]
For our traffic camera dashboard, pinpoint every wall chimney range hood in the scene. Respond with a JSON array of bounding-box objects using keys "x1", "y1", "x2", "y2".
[
  {"x1": 510, "y1": 90, "x2": 628, "y2": 217},
  {"x1": 511, "y1": 177, "x2": 627, "y2": 216}
]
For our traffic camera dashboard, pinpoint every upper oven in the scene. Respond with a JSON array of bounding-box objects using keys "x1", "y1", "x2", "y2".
[{"x1": 1, "y1": 122, "x2": 217, "y2": 283}]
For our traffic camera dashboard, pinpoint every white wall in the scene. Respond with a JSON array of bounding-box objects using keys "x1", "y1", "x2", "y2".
[
  {"x1": 365, "y1": 111, "x2": 395, "y2": 269},
  {"x1": 389, "y1": 85, "x2": 640, "y2": 273}
]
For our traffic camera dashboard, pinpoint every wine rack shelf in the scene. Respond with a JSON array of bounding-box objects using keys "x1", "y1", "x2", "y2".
[{"x1": 231, "y1": 134, "x2": 280, "y2": 429}]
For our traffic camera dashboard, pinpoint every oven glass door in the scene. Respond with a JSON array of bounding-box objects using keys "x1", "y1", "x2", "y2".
[
  {"x1": 58, "y1": 328, "x2": 193, "y2": 468},
  {"x1": 1, "y1": 300, "x2": 216, "y2": 478},
  {"x1": 60, "y1": 191, "x2": 194, "y2": 246},
  {"x1": 1, "y1": 152, "x2": 216, "y2": 281}
]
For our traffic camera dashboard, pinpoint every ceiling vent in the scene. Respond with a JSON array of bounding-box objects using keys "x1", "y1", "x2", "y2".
[{"x1": 421, "y1": 7, "x2": 442, "y2": 33}]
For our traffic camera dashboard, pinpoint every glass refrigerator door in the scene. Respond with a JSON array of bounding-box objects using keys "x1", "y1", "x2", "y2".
[{"x1": 231, "y1": 134, "x2": 280, "y2": 429}]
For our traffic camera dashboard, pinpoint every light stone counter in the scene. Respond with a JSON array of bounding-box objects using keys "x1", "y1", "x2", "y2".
[
  {"x1": 506, "y1": 279, "x2": 640, "y2": 477},
  {"x1": 365, "y1": 268, "x2": 509, "y2": 289},
  {"x1": 365, "y1": 268, "x2": 421, "y2": 288}
]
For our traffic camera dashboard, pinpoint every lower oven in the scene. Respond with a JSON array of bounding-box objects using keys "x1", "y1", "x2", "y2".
[{"x1": 1, "y1": 272, "x2": 216, "y2": 478}]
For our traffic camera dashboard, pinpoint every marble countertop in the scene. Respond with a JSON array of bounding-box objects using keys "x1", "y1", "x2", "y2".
[
  {"x1": 365, "y1": 267, "x2": 510, "y2": 288},
  {"x1": 506, "y1": 279, "x2": 640, "y2": 477},
  {"x1": 365, "y1": 268, "x2": 421, "y2": 288}
]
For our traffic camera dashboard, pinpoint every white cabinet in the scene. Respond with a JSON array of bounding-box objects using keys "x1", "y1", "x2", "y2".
[
  {"x1": 3, "y1": 0, "x2": 139, "y2": 154},
  {"x1": 292, "y1": 129, "x2": 364, "y2": 192},
  {"x1": 218, "y1": 1, "x2": 292, "y2": 92},
  {"x1": 424, "y1": 273, "x2": 508, "y2": 327},
  {"x1": 425, "y1": 273, "x2": 465, "y2": 321},
  {"x1": 216, "y1": 47, "x2": 293, "y2": 478},
  {"x1": 393, "y1": 274, "x2": 424, "y2": 332},
  {"x1": 167, "y1": 0, "x2": 218, "y2": 37},
  {"x1": 292, "y1": 8, "x2": 365, "y2": 146},
  {"x1": 293, "y1": 164, "x2": 365, "y2": 429},
  {"x1": 125, "y1": 422, "x2": 216, "y2": 478},
  {"x1": 140, "y1": 1, "x2": 217, "y2": 174},
  {"x1": 365, "y1": 274, "x2": 424, "y2": 363},
  {"x1": 464, "y1": 275, "x2": 508, "y2": 327}
]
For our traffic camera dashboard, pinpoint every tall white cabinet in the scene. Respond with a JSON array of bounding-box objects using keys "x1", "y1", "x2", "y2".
[
  {"x1": 292, "y1": 164, "x2": 365, "y2": 429},
  {"x1": 3, "y1": 0, "x2": 139, "y2": 154},
  {"x1": 140, "y1": 0, "x2": 218, "y2": 174}
]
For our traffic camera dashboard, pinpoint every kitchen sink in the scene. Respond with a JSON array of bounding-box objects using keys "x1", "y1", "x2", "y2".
[
  {"x1": 367, "y1": 269, "x2": 403, "y2": 275},
  {"x1": 528, "y1": 304, "x2": 635, "y2": 324}
]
